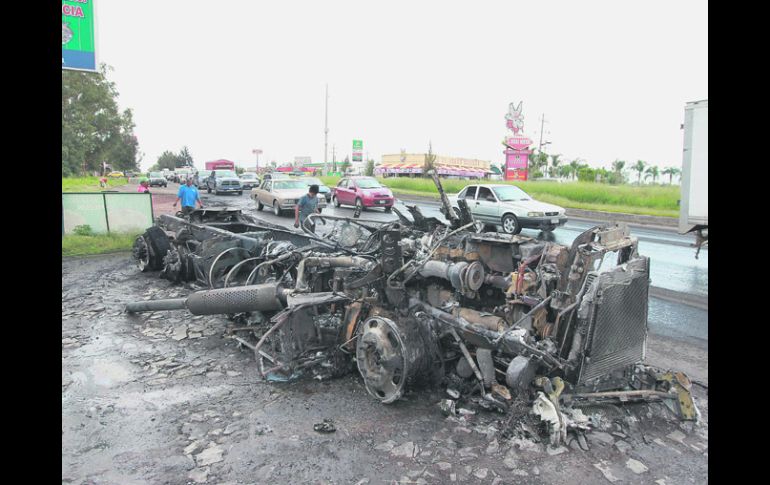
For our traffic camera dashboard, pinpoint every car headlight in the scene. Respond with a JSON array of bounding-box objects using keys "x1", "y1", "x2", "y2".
[{"x1": 528, "y1": 212, "x2": 544, "y2": 217}]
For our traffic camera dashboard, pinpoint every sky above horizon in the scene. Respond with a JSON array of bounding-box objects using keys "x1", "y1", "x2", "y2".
[{"x1": 95, "y1": 0, "x2": 708, "y2": 172}]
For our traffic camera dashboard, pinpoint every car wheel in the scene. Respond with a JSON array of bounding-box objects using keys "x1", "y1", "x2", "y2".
[
  {"x1": 333, "y1": 195, "x2": 341, "y2": 208},
  {"x1": 134, "y1": 226, "x2": 171, "y2": 271},
  {"x1": 355, "y1": 198, "x2": 366, "y2": 211},
  {"x1": 317, "y1": 208, "x2": 323, "y2": 214},
  {"x1": 501, "y1": 214, "x2": 522, "y2": 235},
  {"x1": 273, "y1": 200, "x2": 281, "y2": 216},
  {"x1": 238, "y1": 191, "x2": 242, "y2": 196},
  {"x1": 384, "y1": 206, "x2": 392, "y2": 213},
  {"x1": 256, "y1": 200, "x2": 264, "y2": 211}
]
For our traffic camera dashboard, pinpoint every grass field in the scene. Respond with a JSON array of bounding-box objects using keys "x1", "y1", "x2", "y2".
[
  {"x1": 62, "y1": 176, "x2": 129, "y2": 192},
  {"x1": 62, "y1": 232, "x2": 139, "y2": 257},
  {"x1": 319, "y1": 176, "x2": 679, "y2": 217}
]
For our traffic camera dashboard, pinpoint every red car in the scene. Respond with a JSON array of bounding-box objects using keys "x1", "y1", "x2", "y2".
[{"x1": 331, "y1": 176, "x2": 395, "y2": 211}]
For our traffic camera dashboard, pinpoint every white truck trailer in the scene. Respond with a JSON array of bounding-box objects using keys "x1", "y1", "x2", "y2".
[{"x1": 679, "y1": 99, "x2": 708, "y2": 258}]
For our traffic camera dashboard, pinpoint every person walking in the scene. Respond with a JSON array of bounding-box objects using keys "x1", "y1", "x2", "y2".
[
  {"x1": 173, "y1": 176, "x2": 204, "y2": 216},
  {"x1": 294, "y1": 184, "x2": 321, "y2": 233},
  {"x1": 137, "y1": 178, "x2": 150, "y2": 193}
]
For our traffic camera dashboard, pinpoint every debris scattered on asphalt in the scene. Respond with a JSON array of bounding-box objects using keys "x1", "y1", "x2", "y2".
[{"x1": 313, "y1": 418, "x2": 336, "y2": 433}]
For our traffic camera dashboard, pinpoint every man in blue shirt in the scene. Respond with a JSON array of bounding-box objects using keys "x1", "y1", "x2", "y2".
[
  {"x1": 294, "y1": 184, "x2": 320, "y2": 233},
  {"x1": 173, "y1": 177, "x2": 204, "y2": 216}
]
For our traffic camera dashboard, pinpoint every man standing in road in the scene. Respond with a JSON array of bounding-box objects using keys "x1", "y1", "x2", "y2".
[
  {"x1": 173, "y1": 176, "x2": 204, "y2": 216},
  {"x1": 294, "y1": 184, "x2": 321, "y2": 233}
]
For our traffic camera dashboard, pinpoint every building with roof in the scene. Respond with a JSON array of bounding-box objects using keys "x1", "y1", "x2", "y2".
[{"x1": 375, "y1": 153, "x2": 493, "y2": 178}]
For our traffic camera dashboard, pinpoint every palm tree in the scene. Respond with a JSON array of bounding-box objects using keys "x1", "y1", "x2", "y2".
[
  {"x1": 423, "y1": 141, "x2": 436, "y2": 176},
  {"x1": 644, "y1": 165, "x2": 660, "y2": 184},
  {"x1": 569, "y1": 159, "x2": 580, "y2": 180},
  {"x1": 612, "y1": 159, "x2": 625, "y2": 175},
  {"x1": 661, "y1": 167, "x2": 681, "y2": 184},
  {"x1": 549, "y1": 154, "x2": 561, "y2": 178},
  {"x1": 633, "y1": 160, "x2": 647, "y2": 184}
]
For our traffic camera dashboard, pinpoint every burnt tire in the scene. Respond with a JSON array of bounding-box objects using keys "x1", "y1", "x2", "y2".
[
  {"x1": 501, "y1": 213, "x2": 522, "y2": 235},
  {"x1": 139, "y1": 226, "x2": 171, "y2": 271}
]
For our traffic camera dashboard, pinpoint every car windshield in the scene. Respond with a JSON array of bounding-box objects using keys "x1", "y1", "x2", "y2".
[
  {"x1": 215, "y1": 170, "x2": 237, "y2": 178},
  {"x1": 355, "y1": 178, "x2": 382, "y2": 188},
  {"x1": 492, "y1": 185, "x2": 531, "y2": 201},
  {"x1": 304, "y1": 178, "x2": 324, "y2": 186},
  {"x1": 274, "y1": 180, "x2": 308, "y2": 190},
  {"x1": 240, "y1": 173, "x2": 256, "y2": 179},
  {"x1": 150, "y1": 172, "x2": 162, "y2": 178}
]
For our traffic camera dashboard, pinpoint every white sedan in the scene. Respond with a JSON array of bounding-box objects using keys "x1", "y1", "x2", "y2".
[{"x1": 449, "y1": 184, "x2": 567, "y2": 234}]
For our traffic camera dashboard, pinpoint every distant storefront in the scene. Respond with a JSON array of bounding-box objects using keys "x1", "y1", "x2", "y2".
[{"x1": 375, "y1": 154, "x2": 493, "y2": 178}]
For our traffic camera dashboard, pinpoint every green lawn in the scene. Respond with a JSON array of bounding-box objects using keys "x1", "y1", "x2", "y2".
[
  {"x1": 319, "y1": 176, "x2": 679, "y2": 217},
  {"x1": 62, "y1": 232, "x2": 139, "y2": 257},
  {"x1": 62, "y1": 176, "x2": 129, "y2": 192}
]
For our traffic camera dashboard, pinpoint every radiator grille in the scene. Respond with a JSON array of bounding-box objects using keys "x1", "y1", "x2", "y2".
[
  {"x1": 545, "y1": 211, "x2": 559, "y2": 216},
  {"x1": 578, "y1": 258, "x2": 649, "y2": 383}
]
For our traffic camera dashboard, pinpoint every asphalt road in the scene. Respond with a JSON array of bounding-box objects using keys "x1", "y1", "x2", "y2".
[{"x1": 192, "y1": 188, "x2": 708, "y2": 348}]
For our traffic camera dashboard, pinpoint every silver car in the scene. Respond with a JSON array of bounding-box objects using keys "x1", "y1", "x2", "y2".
[{"x1": 450, "y1": 184, "x2": 567, "y2": 234}]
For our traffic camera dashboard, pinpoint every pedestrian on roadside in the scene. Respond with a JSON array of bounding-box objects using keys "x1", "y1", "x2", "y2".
[
  {"x1": 173, "y1": 175, "x2": 204, "y2": 216},
  {"x1": 294, "y1": 184, "x2": 321, "y2": 233},
  {"x1": 99, "y1": 176, "x2": 108, "y2": 188},
  {"x1": 137, "y1": 178, "x2": 150, "y2": 193}
]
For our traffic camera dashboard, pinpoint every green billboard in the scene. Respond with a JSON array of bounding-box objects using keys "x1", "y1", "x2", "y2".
[
  {"x1": 62, "y1": 1, "x2": 97, "y2": 72},
  {"x1": 353, "y1": 140, "x2": 363, "y2": 151}
]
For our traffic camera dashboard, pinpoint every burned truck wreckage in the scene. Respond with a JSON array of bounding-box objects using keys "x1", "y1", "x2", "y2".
[{"x1": 127, "y1": 181, "x2": 698, "y2": 446}]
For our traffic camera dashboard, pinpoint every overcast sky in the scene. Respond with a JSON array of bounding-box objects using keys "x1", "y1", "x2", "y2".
[{"x1": 96, "y1": 0, "x2": 707, "y2": 171}]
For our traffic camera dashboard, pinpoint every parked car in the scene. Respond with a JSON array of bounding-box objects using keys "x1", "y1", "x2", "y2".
[
  {"x1": 239, "y1": 172, "x2": 260, "y2": 190},
  {"x1": 261, "y1": 172, "x2": 290, "y2": 182},
  {"x1": 107, "y1": 171, "x2": 124, "y2": 178},
  {"x1": 148, "y1": 171, "x2": 168, "y2": 188},
  {"x1": 301, "y1": 177, "x2": 332, "y2": 202},
  {"x1": 331, "y1": 176, "x2": 394, "y2": 211},
  {"x1": 251, "y1": 178, "x2": 326, "y2": 216},
  {"x1": 206, "y1": 170, "x2": 242, "y2": 195},
  {"x1": 195, "y1": 170, "x2": 211, "y2": 188},
  {"x1": 449, "y1": 184, "x2": 567, "y2": 234}
]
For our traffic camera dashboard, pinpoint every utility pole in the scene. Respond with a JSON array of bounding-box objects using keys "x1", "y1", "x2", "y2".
[
  {"x1": 324, "y1": 84, "x2": 329, "y2": 175},
  {"x1": 537, "y1": 113, "x2": 551, "y2": 177},
  {"x1": 332, "y1": 144, "x2": 336, "y2": 173}
]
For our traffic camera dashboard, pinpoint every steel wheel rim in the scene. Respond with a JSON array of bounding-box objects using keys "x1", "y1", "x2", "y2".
[{"x1": 503, "y1": 217, "x2": 516, "y2": 233}]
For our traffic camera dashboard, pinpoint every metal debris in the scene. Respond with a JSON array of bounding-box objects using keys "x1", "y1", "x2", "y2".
[{"x1": 125, "y1": 177, "x2": 698, "y2": 449}]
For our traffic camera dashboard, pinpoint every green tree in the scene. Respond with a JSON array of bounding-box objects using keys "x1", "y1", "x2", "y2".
[
  {"x1": 423, "y1": 141, "x2": 436, "y2": 176},
  {"x1": 569, "y1": 159, "x2": 581, "y2": 180},
  {"x1": 558, "y1": 165, "x2": 572, "y2": 179},
  {"x1": 179, "y1": 146, "x2": 194, "y2": 168},
  {"x1": 62, "y1": 64, "x2": 139, "y2": 176},
  {"x1": 549, "y1": 154, "x2": 561, "y2": 178},
  {"x1": 577, "y1": 166, "x2": 596, "y2": 182},
  {"x1": 365, "y1": 158, "x2": 375, "y2": 176},
  {"x1": 155, "y1": 150, "x2": 181, "y2": 170},
  {"x1": 340, "y1": 156, "x2": 351, "y2": 173},
  {"x1": 645, "y1": 165, "x2": 660, "y2": 184},
  {"x1": 633, "y1": 160, "x2": 647, "y2": 184},
  {"x1": 662, "y1": 166, "x2": 681, "y2": 184}
]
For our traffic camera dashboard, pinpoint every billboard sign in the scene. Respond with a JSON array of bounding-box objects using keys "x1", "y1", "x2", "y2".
[
  {"x1": 352, "y1": 140, "x2": 363, "y2": 162},
  {"x1": 62, "y1": 1, "x2": 98, "y2": 72}
]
